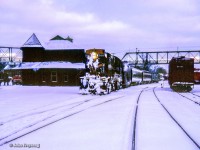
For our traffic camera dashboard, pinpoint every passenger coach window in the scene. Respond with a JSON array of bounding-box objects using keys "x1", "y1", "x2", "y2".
[{"x1": 51, "y1": 71, "x2": 57, "y2": 82}]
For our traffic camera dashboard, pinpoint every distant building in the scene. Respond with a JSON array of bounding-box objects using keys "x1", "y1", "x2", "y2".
[{"x1": 13, "y1": 34, "x2": 86, "y2": 86}]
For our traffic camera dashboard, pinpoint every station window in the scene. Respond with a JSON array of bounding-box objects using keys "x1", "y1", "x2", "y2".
[
  {"x1": 42, "y1": 71, "x2": 46, "y2": 82},
  {"x1": 51, "y1": 71, "x2": 57, "y2": 82},
  {"x1": 64, "y1": 73, "x2": 68, "y2": 82}
]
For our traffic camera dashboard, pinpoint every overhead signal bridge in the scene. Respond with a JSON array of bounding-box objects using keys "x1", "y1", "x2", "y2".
[
  {"x1": 122, "y1": 50, "x2": 200, "y2": 67},
  {"x1": 0, "y1": 46, "x2": 22, "y2": 63}
]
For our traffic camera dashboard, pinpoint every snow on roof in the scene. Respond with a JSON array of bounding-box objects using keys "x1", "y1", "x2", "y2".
[
  {"x1": 43, "y1": 35, "x2": 80, "y2": 50},
  {"x1": 44, "y1": 40, "x2": 81, "y2": 50},
  {"x1": 12, "y1": 62, "x2": 85, "y2": 70},
  {"x1": 22, "y1": 33, "x2": 43, "y2": 48},
  {"x1": 4, "y1": 64, "x2": 11, "y2": 70},
  {"x1": 21, "y1": 34, "x2": 82, "y2": 50},
  {"x1": 4, "y1": 62, "x2": 21, "y2": 70}
]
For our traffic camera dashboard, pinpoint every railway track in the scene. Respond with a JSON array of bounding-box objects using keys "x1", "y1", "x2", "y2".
[
  {"x1": 0, "y1": 94, "x2": 125, "y2": 146},
  {"x1": 0, "y1": 96, "x2": 89, "y2": 126},
  {"x1": 131, "y1": 87, "x2": 148, "y2": 150},
  {"x1": 0, "y1": 96, "x2": 104, "y2": 142},
  {"x1": 0, "y1": 95, "x2": 82, "y2": 120},
  {"x1": 0, "y1": 97, "x2": 95, "y2": 142},
  {"x1": 153, "y1": 87, "x2": 200, "y2": 149},
  {"x1": 191, "y1": 92, "x2": 200, "y2": 97},
  {"x1": 177, "y1": 92, "x2": 200, "y2": 106}
]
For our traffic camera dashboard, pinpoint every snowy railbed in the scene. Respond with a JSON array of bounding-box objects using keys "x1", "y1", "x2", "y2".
[
  {"x1": 155, "y1": 87, "x2": 200, "y2": 149},
  {"x1": 0, "y1": 82, "x2": 200, "y2": 150}
]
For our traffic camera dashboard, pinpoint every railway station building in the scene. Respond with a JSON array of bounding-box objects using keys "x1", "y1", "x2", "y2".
[{"x1": 13, "y1": 34, "x2": 86, "y2": 86}]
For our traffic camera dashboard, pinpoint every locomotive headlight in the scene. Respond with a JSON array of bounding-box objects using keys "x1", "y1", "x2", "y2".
[{"x1": 91, "y1": 52, "x2": 98, "y2": 60}]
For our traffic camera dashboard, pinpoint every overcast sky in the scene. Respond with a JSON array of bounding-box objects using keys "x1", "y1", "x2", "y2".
[{"x1": 0, "y1": 0, "x2": 200, "y2": 55}]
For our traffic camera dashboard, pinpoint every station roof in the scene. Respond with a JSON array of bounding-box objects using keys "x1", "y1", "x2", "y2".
[
  {"x1": 22, "y1": 34, "x2": 81, "y2": 50},
  {"x1": 22, "y1": 33, "x2": 43, "y2": 48},
  {"x1": 12, "y1": 61, "x2": 85, "y2": 70}
]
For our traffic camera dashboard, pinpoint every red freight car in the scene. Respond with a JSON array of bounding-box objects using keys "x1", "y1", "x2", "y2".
[
  {"x1": 168, "y1": 56, "x2": 194, "y2": 92},
  {"x1": 194, "y1": 68, "x2": 200, "y2": 84}
]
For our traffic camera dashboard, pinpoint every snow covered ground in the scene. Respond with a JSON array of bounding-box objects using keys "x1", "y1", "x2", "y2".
[{"x1": 0, "y1": 82, "x2": 200, "y2": 150}]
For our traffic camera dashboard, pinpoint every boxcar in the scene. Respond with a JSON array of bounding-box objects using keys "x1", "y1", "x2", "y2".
[{"x1": 168, "y1": 56, "x2": 194, "y2": 92}]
